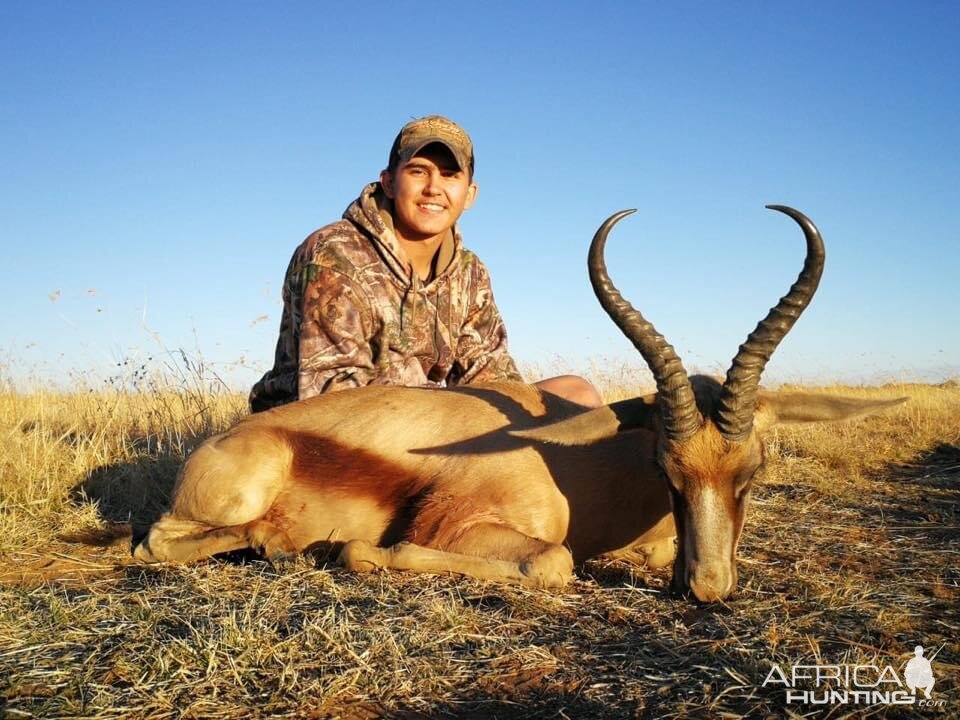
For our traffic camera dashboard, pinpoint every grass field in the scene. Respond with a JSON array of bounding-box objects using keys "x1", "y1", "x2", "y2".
[{"x1": 1, "y1": 370, "x2": 957, "y2": 718}]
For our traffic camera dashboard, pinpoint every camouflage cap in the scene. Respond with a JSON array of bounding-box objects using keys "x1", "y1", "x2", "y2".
[{"x1": 388, "y1": 115, "x2": 474, "y2": 175}]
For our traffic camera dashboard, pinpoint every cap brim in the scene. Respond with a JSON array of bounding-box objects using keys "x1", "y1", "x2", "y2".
[{"x1": 401, "y1": 139, "x2": 470, "y2": 173}]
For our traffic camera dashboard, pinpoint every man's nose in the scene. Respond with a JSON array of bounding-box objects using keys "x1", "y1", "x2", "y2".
[{"x1": 423, "y1": 171, "x2": 442, "y2": 194}]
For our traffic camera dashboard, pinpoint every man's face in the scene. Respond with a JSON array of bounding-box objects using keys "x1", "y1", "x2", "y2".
[{"x1": 380, "y1": 144, "x2": 478, "y2": 243}]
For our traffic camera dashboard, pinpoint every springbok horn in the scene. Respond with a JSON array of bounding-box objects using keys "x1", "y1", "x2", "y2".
[
  {"x1": 715, "y1": 205, "x2": 826, "y2": 441},
  {"x1": 589, "y1": 210, "x2": 701, "y2": 442}
]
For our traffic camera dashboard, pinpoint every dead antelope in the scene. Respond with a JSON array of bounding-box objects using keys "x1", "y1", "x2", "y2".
[{"x1": 134, "y1": 206, "x2": 904, "y2": 601}]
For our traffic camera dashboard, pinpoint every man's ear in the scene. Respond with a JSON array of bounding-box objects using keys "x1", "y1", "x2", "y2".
[
  {"x1": 380, "y1": 169, "x2": 395, "y2": 198},
  {"x1": 464, "y1": 181, "x2": 478, "y2": 210}
]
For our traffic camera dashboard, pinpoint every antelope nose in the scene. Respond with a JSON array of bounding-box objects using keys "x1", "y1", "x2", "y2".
[{"x1": 687, "y1": 565, "x2": 735, "y2": 602}]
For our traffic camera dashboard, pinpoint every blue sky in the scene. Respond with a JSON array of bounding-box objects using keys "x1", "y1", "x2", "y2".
[{"x1": 2, "y1": 1, "x2": 958, "y2": 391}]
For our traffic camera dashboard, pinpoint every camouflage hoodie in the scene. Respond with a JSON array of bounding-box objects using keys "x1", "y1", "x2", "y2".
[{"x1": 249, "y1": 183, "x2": 522, "y2": 412}]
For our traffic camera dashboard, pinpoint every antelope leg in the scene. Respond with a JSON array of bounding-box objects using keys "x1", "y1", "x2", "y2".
[{"x1": 339, "y1": 532, "x2": 573, "y2": 589}]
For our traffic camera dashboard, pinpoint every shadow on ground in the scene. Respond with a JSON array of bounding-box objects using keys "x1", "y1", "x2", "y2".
[
  {"x1": 67, "y1": 455, "x2": 181, "y2": 544},
  {"x1": 878, "y1": 442, "x2": 960, "y2": 537}
]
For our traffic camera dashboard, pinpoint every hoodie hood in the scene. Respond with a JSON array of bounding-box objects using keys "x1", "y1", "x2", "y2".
[
  {"x1": 342, "y1": 182, "x2": 459, "y2": 287},
  {"x1": 249, "y1": 183, "x2": 522, "y2": 411}
]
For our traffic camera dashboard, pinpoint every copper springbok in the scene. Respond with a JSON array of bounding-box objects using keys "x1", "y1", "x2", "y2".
[{"x1": 134, "y1": 206, "x2": 904, "y2": 601}]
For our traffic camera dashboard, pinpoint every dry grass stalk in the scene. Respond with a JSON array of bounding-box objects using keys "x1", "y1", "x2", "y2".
[{"x1": 1, "y1": 371, "x2": 957, "y2": 718}]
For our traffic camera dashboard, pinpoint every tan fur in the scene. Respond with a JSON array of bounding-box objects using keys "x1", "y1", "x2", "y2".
[
  {"x1": 134, "y1": 380, "x2": 904, "y2": 600},
  {"x1": 668, "y1": 422, "x2": 758, "y2": 483},
  {"x1": 655, "y1": 385, "x2": 905, "y2": 601},
  {"x1": 134, "y1": 383, "x2": 669, "y2": 585},
  {"x1": 755, "y1": 392, "x2": 907, "y2": 428}
]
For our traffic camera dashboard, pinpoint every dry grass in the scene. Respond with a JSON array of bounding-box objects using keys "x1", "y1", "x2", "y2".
[{"x1": 1, "y1": 369, "x2": 957, "y2": 718}]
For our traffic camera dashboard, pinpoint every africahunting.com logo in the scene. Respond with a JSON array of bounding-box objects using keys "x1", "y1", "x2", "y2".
[{"x1": 762, "y1": 644, "x2": 946, "y2": 708}]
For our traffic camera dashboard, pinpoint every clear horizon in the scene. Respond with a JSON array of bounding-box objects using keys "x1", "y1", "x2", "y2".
[{"x1": 2, "y1": 2, "x2": 958, "y2": 391}]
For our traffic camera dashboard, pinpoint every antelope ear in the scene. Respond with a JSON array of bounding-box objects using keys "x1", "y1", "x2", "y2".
[
  {"x1": 510, "y1": 396, "x2": 659, "y2": 446},
  {"x1": 754, "y1": 390, "x2": 907, "y2": 431}
]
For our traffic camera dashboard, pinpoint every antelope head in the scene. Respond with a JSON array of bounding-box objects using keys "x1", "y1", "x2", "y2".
[
  {"x1": 590, "y1": 206, "x2": 855, "y2": 602},
  {"x1": 509, "y1": 205, "x2": 902, "y2": 601}
]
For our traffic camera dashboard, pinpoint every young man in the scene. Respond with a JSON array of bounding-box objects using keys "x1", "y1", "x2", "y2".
[{"x1": 250, "y1": 115, "x2": 600, "y2": 413}]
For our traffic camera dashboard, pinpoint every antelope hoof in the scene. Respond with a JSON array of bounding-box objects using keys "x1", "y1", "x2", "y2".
[
  {"x1": 133, "y1": 540, "x2": 159, "y2": 563},
  {"x1": 638, "y1": 537, "x2": 677, "y2": 569},
  {"x1": 265, "y1": 550, "x2": 299, "y2": 572},
  {"x1": 257, "y1": 538, "x2": 299, "y2": 565},
  {"x1": 338, "y1": 539, "x2": 383, "y2": 573},
  {"x1": 519, "y1": 546, "x2": 574, "y2": 589}
]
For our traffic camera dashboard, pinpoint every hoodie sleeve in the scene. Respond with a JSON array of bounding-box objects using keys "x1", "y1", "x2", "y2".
[
  {"x1": 297, "y1": 264, "x2": 383, "y2": 398},
  {"x1": 450, "y1": 258, "x2": 523, "y2": 385}
]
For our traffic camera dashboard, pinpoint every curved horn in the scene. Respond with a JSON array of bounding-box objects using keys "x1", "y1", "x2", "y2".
[
  {"x1": 589, "y1": 210, "x2": 701, "y2": 442},
  {"x1": 715, "y1": 205, "x2": 826, "y2": 441}
]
